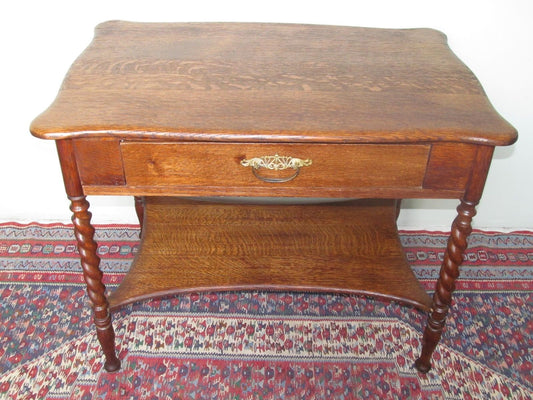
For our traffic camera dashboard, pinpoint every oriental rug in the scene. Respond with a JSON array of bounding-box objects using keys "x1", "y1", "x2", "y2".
[{"x1": 0, "y1": 223, "x2": 531, "y2": 399}]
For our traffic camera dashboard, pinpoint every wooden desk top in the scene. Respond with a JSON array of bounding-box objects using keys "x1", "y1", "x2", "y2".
[{"x1": 31, "y1": 21, "x2": 516, "y2": 146}]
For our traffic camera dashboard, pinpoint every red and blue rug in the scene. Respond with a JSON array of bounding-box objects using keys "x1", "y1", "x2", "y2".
[{"x1": 0, "y1": 223, "x2": 531, "y2": 399}]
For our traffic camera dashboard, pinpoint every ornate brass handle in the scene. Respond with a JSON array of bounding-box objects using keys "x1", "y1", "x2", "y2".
[{"x1": 240, "y1": 154, "x2": 312, "y2": 183}]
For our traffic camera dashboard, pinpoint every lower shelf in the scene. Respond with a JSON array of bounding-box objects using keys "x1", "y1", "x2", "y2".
[{"x1": 108, "y1": 197, "x2": 432, "y2": 311}]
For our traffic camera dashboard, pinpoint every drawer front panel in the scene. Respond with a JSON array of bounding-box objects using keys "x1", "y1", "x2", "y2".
[{"x1": 121, "y1": 142, "x2": 430, "y2": 191}]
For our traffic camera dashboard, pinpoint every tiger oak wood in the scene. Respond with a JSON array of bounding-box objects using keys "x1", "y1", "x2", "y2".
[
  {"x1": 108, "y1": 197, "x2": 432, "y2": 311},
  {"x1": 121, "y1": 143, "x2": 430, "y2": 190},
  {"x1": 31, "y1": 21, "x2": 515, "y2": 146},
  {"x1": 30, "y1": 21, "x2": 517, "y2": 373}
]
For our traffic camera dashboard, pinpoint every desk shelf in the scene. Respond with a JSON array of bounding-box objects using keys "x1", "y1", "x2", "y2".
[{"x1": 108, "y1": 197, "x2": 432, "y2": 312}]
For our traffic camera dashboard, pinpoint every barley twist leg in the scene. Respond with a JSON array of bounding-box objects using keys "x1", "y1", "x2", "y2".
[
  {"x1": 414, "y1": 199, "x2": 477, "y2": 373},
  {"x1": 70, "y1": 195, "x2": 121, "y2": 372}
]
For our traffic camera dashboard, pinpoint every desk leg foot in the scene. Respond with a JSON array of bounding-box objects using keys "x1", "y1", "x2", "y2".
[
  {"x1": 416, "y1": 199, "x2": 477, "y2": 373},
  {"x1": 102, "y1": 348, "x2": 121, "y2": 372},
  {"x1": 70, "y1": 195, "x2": 121, "y2": 372}
]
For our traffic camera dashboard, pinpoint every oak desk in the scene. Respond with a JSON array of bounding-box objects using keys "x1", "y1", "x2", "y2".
[{"x1": 31, "y1": 21, "x2": 517, "y2": 373}]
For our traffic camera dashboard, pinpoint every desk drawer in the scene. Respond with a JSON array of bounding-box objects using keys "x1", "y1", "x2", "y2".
[{"x1": 121, "y1": 142, "x2": 430, "y2": 192}]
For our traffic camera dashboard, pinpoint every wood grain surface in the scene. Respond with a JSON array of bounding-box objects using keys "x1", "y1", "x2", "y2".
[
  {"x1": 108, "y1": 197, "x2": 432, "y2": 311},
  {"x1": 120, "y1": 142, "x2": 430, "y2": 188},
  {"x1": 31, "y1": 21, "x2": 517, "y2": 146}
]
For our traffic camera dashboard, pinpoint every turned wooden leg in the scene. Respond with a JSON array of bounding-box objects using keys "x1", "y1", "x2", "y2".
[
  {"x1": 414, "y1": 199, "x2": 477, "y2": 373},
  {"x1": 56, "y1": 140, "x2": 121, "y2": 372},
  {"x1": 70, "y1": 195, "x2": 121, "y2": 372},
  {"x1": 134, "y1": 196, "x2": 145, "y2": 237}
]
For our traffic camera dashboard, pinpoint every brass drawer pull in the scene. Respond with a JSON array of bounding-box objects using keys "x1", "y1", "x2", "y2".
[{"x1": 240, "y1": 154, "x2": 312, "y2": 183}]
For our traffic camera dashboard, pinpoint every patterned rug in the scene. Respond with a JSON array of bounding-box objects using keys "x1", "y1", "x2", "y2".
[{"x1": 0, "y1": 223, "x2": 531, "y2": 399}]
